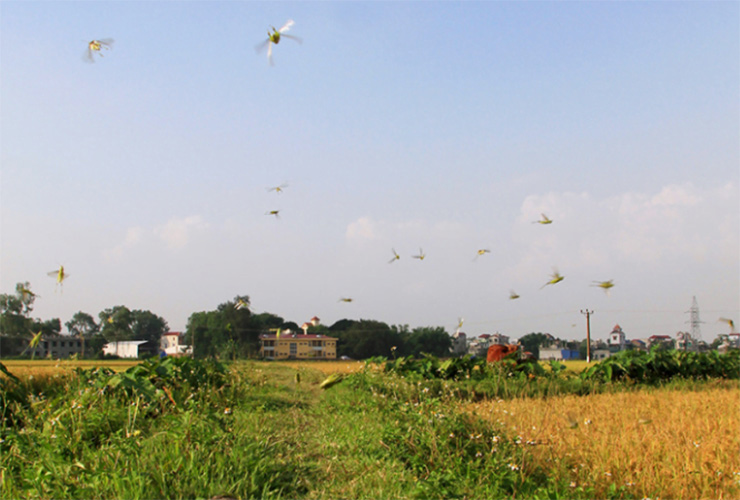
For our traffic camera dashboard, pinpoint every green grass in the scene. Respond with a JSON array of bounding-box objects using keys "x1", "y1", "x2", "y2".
[{"x1": 2, "y1": 356, "x2": 737, "y2": 499}]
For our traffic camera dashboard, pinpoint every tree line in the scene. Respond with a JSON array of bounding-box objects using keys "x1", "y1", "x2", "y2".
[{"x1": 0, "y1": 283, "x2": 452, "y2": 359}]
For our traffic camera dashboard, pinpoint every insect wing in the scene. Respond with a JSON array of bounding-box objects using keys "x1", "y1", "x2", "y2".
[
  {"x1": 278, "y1": 20, "x2": 295, "y2": 33},
  {"x1": 280, "y1": 33, "x2": 302, "y2": 44},
  {"x1": 255, "y1": 38, "x2": 270, "y2": 54},
  {"x1": 267, "y1": 42, "x2": 274, "y2": 65},
  {"x1": 83, "y1": 47, "x2": 96, "y2": 63}
]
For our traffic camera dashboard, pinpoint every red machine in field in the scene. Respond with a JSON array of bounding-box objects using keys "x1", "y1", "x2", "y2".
[{"x1": 486, "y1": 343, "x2": 520, "y2": 362}]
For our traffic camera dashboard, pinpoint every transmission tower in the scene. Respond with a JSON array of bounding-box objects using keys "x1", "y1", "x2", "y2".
[{"x1": 685, "y1": 296, "x2": 704, "y2": 342}]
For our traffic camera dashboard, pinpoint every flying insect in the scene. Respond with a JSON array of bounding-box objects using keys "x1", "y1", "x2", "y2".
[
  {"x1": 533, "y1": 213, "x2": 553, "y2": 225},
  {"x1": 84, "y1": 38, "x2": 113, "y2": 63},
  {"x1": 28, "y1": 331, "x2": 43, "y2": 360},
  {"x1": 473, "y1": 249, "x2": 491, "y2": 261},
  {"x1": 339, "y1": 297, "x2": 354, "y2": 303},
  {"x1": 591, "y1": 280, "x2": 615, "y2": 294},
  {"x1": 48, "y1": 265, "x2": 69, "y2": 290},
  {"x1": 509, "y1": 290, "x2": 520, "y2": 300},
  {"x1": 16, "y1": 283, "x2": 37, "y2": 302},
  {"x1": 388, "y1": 248, "x2": 400, "y2": 264},
  {"x1": 541, "y1": 269, "x2": 564, "y2": 289},
  {"x1": 255, "y1": 20, "x2": 302, "y2": 66},
  {"x1": 455, "y1": 317, "x2": 464, "y2": 333},
  {"x1": 719, "y1": 317, "x2": 736, "y2": 333},
  {"x1": 265, "y1": 210, "x2": 280, "y2": 218},
  {"x1": 268, "y1": 183, "x2": 288, "y2": 194},
  {"x1": 412, "y1": 248, "x2": 425, "y2": 261}
]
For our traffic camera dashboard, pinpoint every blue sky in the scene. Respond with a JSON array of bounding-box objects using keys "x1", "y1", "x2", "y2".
[{"x1": 1, "y1": 1, "x2": 738, "y2": 343}]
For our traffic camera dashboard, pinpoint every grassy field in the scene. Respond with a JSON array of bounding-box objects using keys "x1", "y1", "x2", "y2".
[{"x1": 1, "y1": 356, "x2": 738, "y2": 499}]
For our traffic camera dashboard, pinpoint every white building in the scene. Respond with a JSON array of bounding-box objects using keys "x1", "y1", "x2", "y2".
[
  {"x1": 160, "y1": 332, "x2": 190, "y2": 356},
  {"x1": 103, "y1": 340, "x2": 157, "y2": 358},
  {"x1": 608, "y1": 324, "x2": 626, "y2": 351},
  {"x1": 675, "y1": 331, "x2": 696, "y2": 351}
]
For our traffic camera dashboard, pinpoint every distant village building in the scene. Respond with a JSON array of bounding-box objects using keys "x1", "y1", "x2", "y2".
[
  {"x1": 259, "y1": 331, "x2": 337, "y2": 360},
  {"x1": 629, "y1": 339, "x2": 647, "y2": 351},
  {"x1": 592, "y1": 349, "x2": 611, "y2": 361},
  {"x1": 450, "y1": 331, "x2": 467, "y2": 356},
  {"x1": 467, "y1": 336, "x2": 492, "y2": 357},
  {"x1": 102, "y1": 340, "x2": 158, "y2": 358},
  {"x1": 539, "y1": 347, "x2": 580, "y2": 361},
  {"x1": 23, "y1": 334, "x2": 84, "y2": 359},
  {"x1": 160, "y1": 332, "x2": 190, "y2": 356},
  {"x1": 608, "y1": 324, "x2": 626, "y2": 352},
  {"x1": 489, "y1": 333, "x2": 510, "y2": 346},
  {"x1": 718, "y1": 333, "x2": 740, "y2": 353},
  {"x1": 647, "y1": 335, "x2": 673, "y2": 350},
  {"x1": 675, "y1": 331, "x2": 696, "y2": 352}
]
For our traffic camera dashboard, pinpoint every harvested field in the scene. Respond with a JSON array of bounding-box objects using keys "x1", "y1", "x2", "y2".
[{"x1": 467, "y1": 383, "x2": 740, "y2": 499}]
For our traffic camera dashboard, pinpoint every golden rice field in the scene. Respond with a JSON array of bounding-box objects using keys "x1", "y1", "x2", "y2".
[
  {"x1": 1, "y1": 359, "x2": 140, "y2": 378},
  {"x1": 1, "y1": 358, "x2": 587, "y2": 378},
  {"x1": 466, "y1": 384, "x2": 740, "y2": 499}
]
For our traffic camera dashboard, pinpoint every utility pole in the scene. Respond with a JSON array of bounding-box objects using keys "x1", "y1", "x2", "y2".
[{"x1": 581, "y1": 309, "x2": 593, "y2": 363}]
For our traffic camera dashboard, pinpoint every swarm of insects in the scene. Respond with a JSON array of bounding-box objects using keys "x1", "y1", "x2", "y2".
[
  {"x1": 84, "y1": 38, "x2": 114, "y2": 63},
  {"x1": 255, "y1": 20, "x2": 301, "y2": 66}
]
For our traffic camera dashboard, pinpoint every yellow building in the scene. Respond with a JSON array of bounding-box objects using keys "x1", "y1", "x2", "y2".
[{"x1": 259, "y1": 332, "x2": 337, "y2": 360}]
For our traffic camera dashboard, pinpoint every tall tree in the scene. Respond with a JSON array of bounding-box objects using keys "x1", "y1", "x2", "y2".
[
  {"x1": 518, "y1": 332, "x2": 552, "y2": 359},
  {"x1": 99, "y1": 306, "x2": 134, "y2": 341},
  {"x1": 185, "y1": 295, "x2": 258, "y2": 359},
  {"x1": 31, "y1": 318, "x2": 61, "y2": 337},
  {"x1": 66, "y1": 311, "x2": 99, "y2": 338},
  {"x1": 130, "y1": 309, "x2": 168, "y2": 345},
  {"x1": 15, "y1": 282, "x2": 36, "y2": 315},
  {"x1": 340, "y1": 320, "x2": 401, "y2": 359},
  {"x1": 98, "y1": 306, "x2": 168, "y2": 346},
  {"x1": 0, "y1": 282, "x2": 36, "y2": 335},
  {"x1": 403, "y1": 326, "x2": 451, "y2": 358}
]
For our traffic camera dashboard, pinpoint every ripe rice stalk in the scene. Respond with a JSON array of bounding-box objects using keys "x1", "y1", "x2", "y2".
[{"x1": 467, "y1": 384, "x2": 740, "y2": 499}]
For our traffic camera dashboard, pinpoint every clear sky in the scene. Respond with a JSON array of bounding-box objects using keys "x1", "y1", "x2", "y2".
[{"x1": 1, "y1": 1, "x2": 738, "y2": 343}]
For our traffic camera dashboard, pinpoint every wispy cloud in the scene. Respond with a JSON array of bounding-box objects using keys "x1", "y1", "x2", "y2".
[
  {"x1": 103, "y1": 226, "x2": 144, "y2": 261},
  {"x1": 514, "y1": 183, "x2": 738, "y2": 274},
  {"x1": 346, "y1": 216, "x2": 378, "y2": 241},
  {"x1": 104, "y1": 215, "x2": 208, "y2": 261}
]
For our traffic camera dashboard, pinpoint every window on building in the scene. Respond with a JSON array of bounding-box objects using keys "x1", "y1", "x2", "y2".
[{"x1": 289, "y1": 343, "x2": 297, "y2": 355}]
